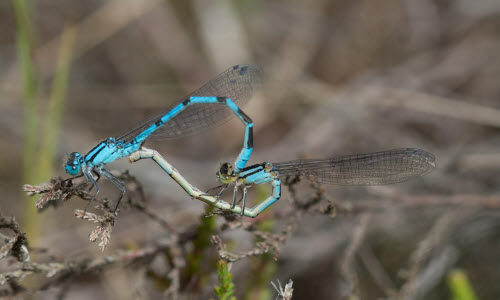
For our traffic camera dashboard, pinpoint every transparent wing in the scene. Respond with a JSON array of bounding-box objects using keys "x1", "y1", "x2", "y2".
[
  {"x1": 272, "y1": 148, "x2": 435, "y2": 185},
  {"x1": 117, "y1": 64, "x2": 261, "y2": 143}
]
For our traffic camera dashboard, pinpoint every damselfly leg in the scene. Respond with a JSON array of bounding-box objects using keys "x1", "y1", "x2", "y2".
[
  {"x1": 241, "y1": 186, "x2": 248, "y2": 216},
  {"x1": 99, "y1": 168, "x2": 126, "y2": 213},
  {"x1": 83, "y1": 170, "x2": 100, "y2": 213}
]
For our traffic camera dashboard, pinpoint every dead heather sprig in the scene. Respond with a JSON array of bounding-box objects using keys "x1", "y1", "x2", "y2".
[
  {"x1": 163, "y1": 245, "x2": 183, "y2": 300},
  {"x1": 74, "y1": 210, "x2": 115, "y2": 251},
  {"x1": 212, "y1": 211, "x2": 299, "y2": 262},
  {"x1": 0, "y1": 216, "x2": 29, "y2": 263},
  {"x1": 340, "y1": 213, "x2": 371, "y2": 299},
  {"x1": 23, "y1": 177, "x2": 88, "y2": 209},
  {"x1": 211, "y1": 230, "x2": 284, "y2": 262},
  {"x1": 23, "y1": 174, "x2": 175, "y2": 251},
  {"x1": 271, "y1": 279, "x2": 294, "y2": 300}
]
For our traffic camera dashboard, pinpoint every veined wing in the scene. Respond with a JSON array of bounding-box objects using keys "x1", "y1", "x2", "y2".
[
  {"x1": 272, "y1": 148, "x2": 435, "y2": 185},
  {"x1": 117, "y1": 64, "x2": 261, "y2": 143}
]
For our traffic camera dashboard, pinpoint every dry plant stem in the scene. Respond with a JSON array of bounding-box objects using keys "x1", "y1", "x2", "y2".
[
  {"x1": 24, "y1": 174, "x2": 177, "y2": 249},
  {"x1": 374, "y1": 87, "x2": 500, "y2": 129},
  {"x1": 0, "y1": 236, "x2": 179, "y2": 290},
  {"x1": 219, "y1": 217, "x2": 256, "y2": 232},
  {"x1": 55, "y1": 278, "x2": 72, "y2": 300},
  {"x1": 358, "y1": 243, "x2": 397, "y2": 295},
  {"x1": 0, "y1": 280, "x2": 25, "y2": 298},
  {"x1": 23, "y1": 177, "x2": 92, "y2": 210},
  {"x1": 121, "y1": 172, "x2": 177, "y2": 233},
  {"x1": 212, "y1": 212, "x2": 300, "y2": 262},
  {"x1": 26, "y1": 187, "x2": 124, "y2": 252},
  {"x1": 271, "y1": 279, "x2": 294, "y2": 300},
  {"x1": 163, "y1": 245, "x2": 184, "y2": 300},
  {"x1": 340, "y1": 213, "x2": 371, "y2": 300},
  {"x1": 0, "y1": 215, "x2": 29, "y2": 263},
  {"x1": 321, "y1": 195, "x2": 500, "y2": 217},
  {"x1": 128, "y1": 201, "x2": 177, "y2": 233},
  {"x1": 74, "y1": 210, "x2": 114, "y2": 251},
  {"x1": 395, "y1": 208, "x2": 472, "y2": 300},
  {"x1": 285, "y1": 176, "x2": 325, "y2": 213},
  {"x1": 211, "y1": 235, "x2": 265, "y2": 262},
  {"x1": 295, "y1": 75, "x2": 500, "y2": 129}
]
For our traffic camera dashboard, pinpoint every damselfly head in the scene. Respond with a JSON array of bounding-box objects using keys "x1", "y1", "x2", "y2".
[
  {"x1": 64, "y1": 152, "x2": 82, "y2": 175},
  {"x1": 216, "y1": 162, "x2": 236, "y2": 184}
]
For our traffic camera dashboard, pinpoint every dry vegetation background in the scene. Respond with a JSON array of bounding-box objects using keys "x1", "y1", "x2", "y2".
[{"x1": 1, "y1": 0, "x2": 500, "y2": 299}]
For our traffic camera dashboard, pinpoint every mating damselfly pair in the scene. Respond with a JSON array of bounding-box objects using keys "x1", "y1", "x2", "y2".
[{"x1": 64, "y1": 64, "x2": 435, "y2": 217}]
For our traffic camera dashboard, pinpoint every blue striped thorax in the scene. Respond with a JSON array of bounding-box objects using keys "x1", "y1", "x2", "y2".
[
  {"x1": 216, "y1": 162, "x2": 278, "y2": 185},
  {"x1": 238, "y1": 162, "x2": 277, "y2": 185},
  {"x1": 65, "y1": 152, "x2": 83, "y2": 175},
  {"x1": 81, "y1": 138, "x2": 139, "y2": 168}
]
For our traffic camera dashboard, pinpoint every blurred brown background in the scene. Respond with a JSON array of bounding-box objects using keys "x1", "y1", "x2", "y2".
[{"x1": 1, "y1": 0, "x2": 500, "y2": 299}]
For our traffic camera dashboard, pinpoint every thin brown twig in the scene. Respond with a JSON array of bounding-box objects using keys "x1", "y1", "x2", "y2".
[
  {"x1": 120, "y1": 171, "x2": 178, "y2": 233},
  {"x1": 293, "y1": 78, "x2": 500, "y2": 129},
  {"x1": 1, "y1": 235, "x2": 179, "y2": 290},
  {"x1": 74, "y1": 210, "x2": 115, "y2": 251},
  {"x1": 321, "y1": 194, "x2": 500, "y2": 217},
  {"x1": 163, "y1": 245, "x2": 184, "y2": 300},
  {"x1": 271, "y1": 279, "x2": 294, "y2": 300},
  {"x1": 0, "y1": 215, "x2": 29, "y2": 263},
  {"x1": 129, "y1": 201, "x2": 178, "y2": 233},
  {"x1": 23, "y1": 173, "x2": 178, "y2": 250},
  {"x1": 395, "y1": 208, "x2": 471, "y2": 300},
  {"x1": 212, "y1": 212, "x2": 300, "y2": 262},
  {"x1": 285, "y1": 176, "x2": 326, "y2": 214},
  {"x1": 358, "y1": 243, "x2": 397, "y2": 295},
  {"x1": 340, "y1": 213, "x2": 372, "y2": 300}
]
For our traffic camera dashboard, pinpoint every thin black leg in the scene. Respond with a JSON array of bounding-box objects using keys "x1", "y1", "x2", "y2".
[
  {"x1": 241, "y1": 186, "x2": 248, "y2": 216},
  {"x1": 83, "y1": 170, "x2": 99, "y2": 212},
  {"x1": 62, "y1": 173, "x2": 84, "y2": 185},
  {"x1": 88, "y1": 170, "x2": 101, "y2": 191},
  {"x1": 217, "y1": 184, "x2": 230, "y2": 197},
  {"x1": 100, "y1": 168, "x2": 125, "y2": 214},
  {"x1": 205, "y1": 183, "x2": 228, "y2": 195},
  {"x1": 231, "y1": 184, "x2": 239, "y2": 209}
]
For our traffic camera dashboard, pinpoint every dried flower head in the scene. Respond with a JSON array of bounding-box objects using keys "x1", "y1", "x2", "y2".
[
  {"x1": 23, "y1": 178, "x2": 85, "y2": 209},
  {"x1": 75, "y1": 210, "x2": 115, "y2": 251},
  {"x1": 271, "y1": 279, "x2": 294, "y2": 300}
]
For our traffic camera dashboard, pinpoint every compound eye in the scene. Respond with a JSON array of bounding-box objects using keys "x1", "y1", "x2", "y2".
[{"x1": 219, "y1": 163, "x2": 233, "y2": 176}]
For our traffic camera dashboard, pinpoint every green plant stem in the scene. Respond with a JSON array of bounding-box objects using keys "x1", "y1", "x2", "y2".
[
  {"x1": 244, "y1": 216, "x2": 277, "y2": 300},
  {"x1": 214, "y1": 259, "x2": 236, "y2": 300},
  {"x1": 37, "y1": 25, "x2": 75, "y2": 177},
  {"x1": 13, "y1": 0, "x2": 39, "y2": 242},
  {"x1": 447, "y1": 269, "x2": 479, "y2": 300},
  {"x1": 23, "y1": 24, "x2": 74, "y2": 243},
  {"x1": 13, "y1": 0, "x2": 37, "y2": 176},
  {"x1": 183, "y1": 206, "x2": 218, "y2": 289}
]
